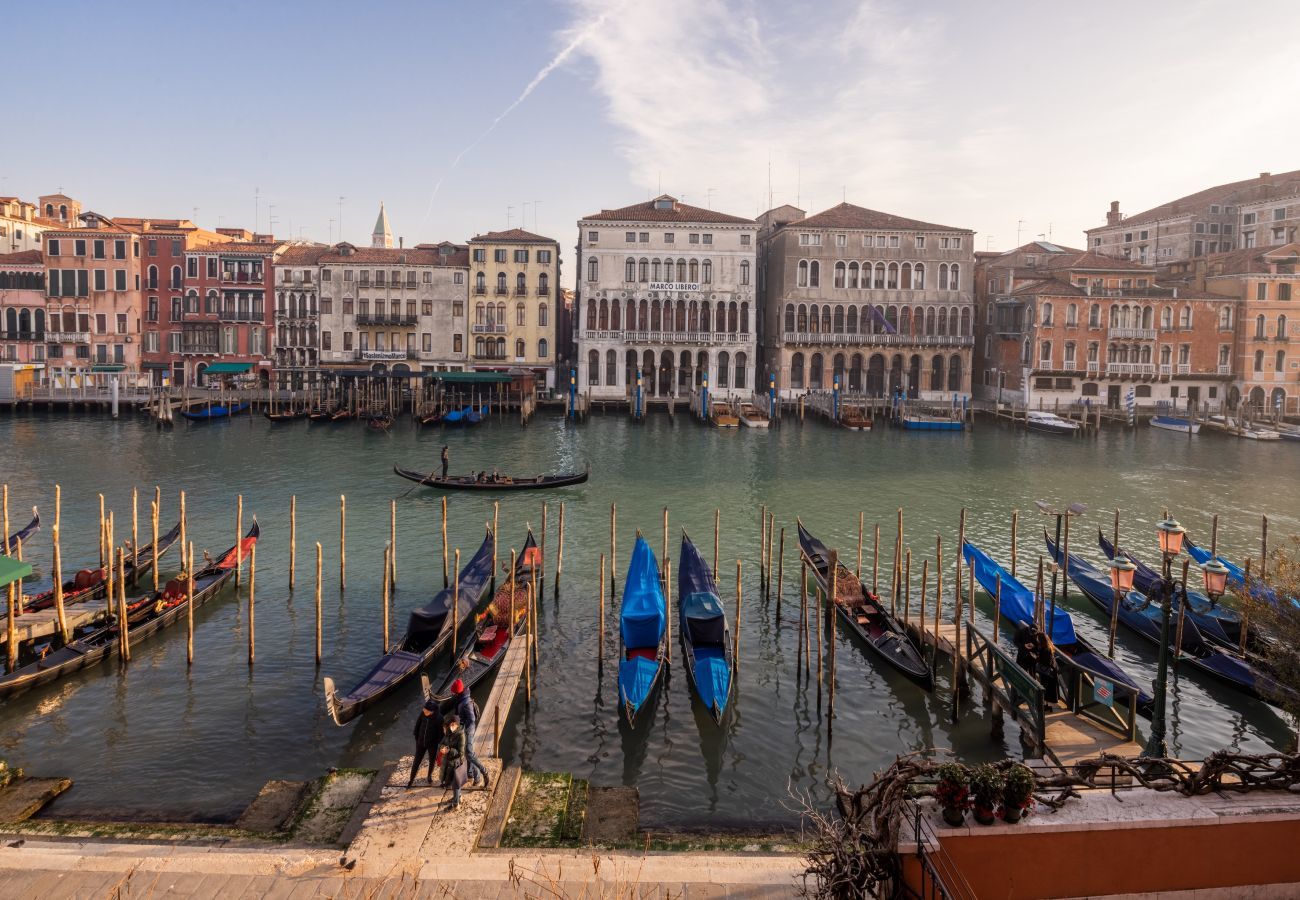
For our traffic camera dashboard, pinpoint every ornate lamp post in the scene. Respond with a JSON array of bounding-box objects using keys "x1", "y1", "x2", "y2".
[
  {"x1": 1107, "y1": 555, "x2": 1137, "y2": 657},
  {"x1": 1144, "y1": 517, "x2": 1187, "y2": 758}
]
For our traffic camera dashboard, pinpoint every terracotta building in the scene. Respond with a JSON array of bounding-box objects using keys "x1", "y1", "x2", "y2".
[
  {"x1": 467, "y1": 228, "x2": 559, "y2": 389},
  {"x1": 0, "y1": 250, "x2": 48, "y2": 364},
  {"x1": 758, "y1": 202, "x2": 975, "y2": 399},
  {"x1": 1086, "y1": 170, "x2": 1300, "y2": 263},
  {"x1": 182, "y1": 239, "x2": 286, "y2": 386},
  {"x1": 975, "y1": 244, "x2": 1235, "y2": 410}
]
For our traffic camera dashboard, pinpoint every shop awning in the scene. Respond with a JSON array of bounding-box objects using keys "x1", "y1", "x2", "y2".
[
  {"x1": 90, "y1": 364, "x2": 126, "y2": 373},
  {"x1": 203, "y1": 362, "x2": 253, "y2": 374},
  {"x1": 141, "y1": 361, "x2": 171, "y2": 370},
  {"x1": 0, "y1": 556, "x2": 33, "y2": 589},
  {"x1": 423, "y1": 371, "x2": 513, "y2": 384}
]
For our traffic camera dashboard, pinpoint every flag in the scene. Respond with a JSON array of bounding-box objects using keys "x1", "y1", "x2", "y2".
[{"x1": 1125, "y1": 388, "x2": 1136, "y2": 425}]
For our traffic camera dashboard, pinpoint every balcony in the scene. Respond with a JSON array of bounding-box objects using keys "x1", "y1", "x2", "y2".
[
  {"x1": 780, "y1": 331, "x2": 974, "y2": 348},
  {"x1": 356, "y1": 349, "x2": 417, "y2": 362},
  {"x1": 0, "y1": 331, "x2": 44, "y2": 342},
  {"x1": 179, "y1": 344, "x2": 220, "y2": 356},
  {"x1": 1159, "y1": 364, "x2": 1172, "y2": 378},
  {"x1": 217, "y1": 310, "x2": 265, "y2": 322},
  {"x1": 582, "y1": 329, "x2": 751, "y2": 345},
  {"x1": 495, "y1": 287, "x2": 508, "y2": 296},
  {"x1": 472, "y1": 323, "x2": 507, "y2": 334},
  {"x1": 356, "y1": 314, "x2": 418, "y2": 326},
  {"x1": 514, "y1": 286, "x2": 528, "y2": 297},
  {"x1": 274, "y1": 308, "x2": 318, "y2": 320},
  {"x1": 1109, "y1": 326, "x2": 1158, "y2": 340},
  {"x1": 45, "y1": 331, "x2": 91, "y2": 343},
  {"x1": 1176, "y1": 363, "x2": 1191, "y2": 375},
  {"x1": 537, "y1": 286, "x2": 550, "y2": 296},
  {"x1": 1217, "y1": 364, "x2": 1232, "y2": 375},
  {"x1": 474, "y1": 286, "x2": 487, "y2": 295},
  {"x1": 1105, "y1": 363, "x2": 1156, "y2": 377},
  {"x1": 220, "y1": 271, "x2": 264, "y2": 285},
  {"x1": 1086, "y1": 361, "x2": 1100, "y2": 374}
]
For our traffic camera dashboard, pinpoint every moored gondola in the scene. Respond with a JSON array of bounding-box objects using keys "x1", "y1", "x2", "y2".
[
  {"x1": 179, "y1": 402, "x2": 250, "y2": 421},
  {"x1": 366, "y1": 413, "x2": 394, "y2": 431},
  {"x1": 426, "y1": 530, "x2": 539, "y2": 700},
  {"x1": 618, "y1": 535, "x2": 668, "y2": 726},
  {"x1": 0, "y1": 522, "x2": 258, "y2": 702},
  {"x1": 264, "y1": 409, "x2": 307, "y2": 423},
  {"x1": 323, "y1": 527, "x2": 496, "y2": 725},
  {"x1": 2, "y1": 509, "x2": 39, "y2": 556},
  {"x1": 393, "y1": 465, "x2": 588, "y2": 492},
  {"x1": 678, "y1": 531, "x2": 733, "y2": 724},
  {"x1": 797, "y1": 520, "x2": 933, "y2": 691}
]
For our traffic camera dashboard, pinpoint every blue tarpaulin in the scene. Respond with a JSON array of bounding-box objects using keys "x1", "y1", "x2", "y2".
[{"x1": 620, "y1": 537, "x2": 665, "y2": 648}]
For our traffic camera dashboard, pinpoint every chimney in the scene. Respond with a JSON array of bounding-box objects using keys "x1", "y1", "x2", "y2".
[
  {"x1": 399, "y1": 236, "x2": 404, "y2": 248},
  {"x1": 1107, "y1": 201, "x2": 1122, "y2": 226},
  {"x1": 1260, "y1": 172, "x2": 1271, "y2": 180},
  {"x1": 1007, "y1": 268, "x2": 1015, "y2": 295}
]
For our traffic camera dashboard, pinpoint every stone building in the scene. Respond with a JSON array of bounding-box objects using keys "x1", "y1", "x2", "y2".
[
  {"x1": 1, "y1": 196, "x2": 60, "y2": 254},
  {"x1": 974, "y1": 246, "x2": 1235, "y2": 410},
  {"x1": 273, "y1": 245, "x2": 330, "y2": 390},
  {"x1": 0, "y1": 250, "x2": 48, "y2": 364},
  {"x1": 574, "y1": 195, "x2": 758, "y2": 401},
  {"x1": 316, "y1": 241, "x2": 468, "y2": 375},
  {"x1": 467, "y1": 228, "x2": 559, "y2": 389},
  {"x1": 1086, "y1": 170, "x2": 1300, "y2": 263},
  {"x1": 758, "y1": 202, "x2": 975, "y2": 399}
]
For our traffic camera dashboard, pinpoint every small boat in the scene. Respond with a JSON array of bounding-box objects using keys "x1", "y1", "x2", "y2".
[
  {"x1": 417, "y1": 410, "x2": 443, "y2": 427},
  {"x1": 618, "y1": 536, "x2": 668, "y2": 726},
  {"x1": 366, "y1": 414, "x2": 394, "y2": 432},
  {"x1": 12, "y1": 523, "x2": 182, "y2": 619},
  {"x1": 678, "y1": 531, "x2": 733, "y2": 724},
  {"x1": 1026, "y1": 411, "x2": 1082, "y2": 435},
  {"x1": 2, "y1": 510, "x2": 39, "y2": 556},
  {"x1": 180, "y1": 402, "x2": 250, "y2": 421},
  {"x1": 1046, "y1": 533, "x2": 1290, "y2": 703},
  {"x1": 426, "y1": 531, "x2": 540, "y2": 701},
  {"x1": 1206, "y1": 416, "x2": 1281, "y2": 440},
  {"x1": 323, "y1": 528, "x2": 496, "y2": 726},
  {"x1": 839, "y1": 410, "x2": 872, "y2": 431},
  {"x1": 1150, "y1": 415, "x2": 1200, "y2": 434},
  {"x1": 443, "y1": 407, "x2": 465, "y2": 425},
  {"x1": 900, "y1": 413, "x2": 963, "y2": 432},
  {"x1": 711, "y1": 402, "x2": 739, "y2": 428},
  {"x1": 308, "y1": 407, "x2": 335, "y2": 422},
  {"x1": 1273, "y1": 422, "x2": 1300, "y2": 442},
  {"x1": 962, "y1": 540, "x2": 1150, "y2": 714},
  {"x1": 330, "y1": 408, "x2": 354, "y2": 422},
  {"x1": 797, "y1": 520, "x2": 933, "y2": 690},
  {"x1": 1097, "y1": 531, "x2": 1241, "y2": 649},
  {"x1": 393, "y1": 465, "x2": 589, "y2": 492},
  {"x1": 0, "y1": 522, "x2": 258, "y2": 702},
  {"x1": 264, "y1": 409, "x2": 306, "y2": 423},
  {"x1": 465, "y1": 405, "x2": 487, "y2": 425},
  {"x1": 738, "y1": 404, "x2": 770, "y2": 429}
]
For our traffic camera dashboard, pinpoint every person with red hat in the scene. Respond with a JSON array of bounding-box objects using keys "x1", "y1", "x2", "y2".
[{"x1": 451, "y1": 678, "x2": 489, "y2": 789}]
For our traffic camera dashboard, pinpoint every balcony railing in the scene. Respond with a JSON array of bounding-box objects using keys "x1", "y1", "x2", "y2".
[
  {"x1": 1086, "y1": 361, "x2": 1100, "y2": 373},
  {"x1": 474, "y1": 286, "x2": 487, "y2": 295},
  {"x1": 514, "y1": 287, "x2": 528, "y2": 297},
  {"x1": 780, "y1": 331, "x2": 974, "y2": 347},
  {"x1": 45, "y1": 331, "x2": 91, "y2": 343},
  {"x1": 220, "y1": 271, "x2": 264, "y2": 285},
  {"x1": 356, "y1": 349, "x2": 418, "y2": 361},
  {"x1": 356, "y1": 314, "x2": 418, "y2": 326},
  {"x1": 472, "y1": 323, "x2": 507, "y2": 334},
  {"x1": 1159, "y1": 364, "x2": 1172, "y2": 377},
  {"x1": 582, "y1": 329, "x2": 751, "y2": 345},
  {"x1": 1105, "y1": 363, "x2": 1157, "y2": 377},
  {"x1": 1176, "y1": 363, "x2": 1191, "y2": 375},
  {"x1": 1109, "y1": 326, "x2": 1158, "y2": 340},
  {"x1": 0, "y1": 331, "x2": 44, "y2": 342},
  {"x1": 495, "y1": 286, "x2": 508, "y2": 296},
  {"x1": 217, "y1": 310, "x2": 265, "y2": 322},
  {"x1": 1217, "y1": 364, "x2": 1232, "y2": 375},
  {"x1": 537, "y1": 286, "x2": 550, "y2": 296}
]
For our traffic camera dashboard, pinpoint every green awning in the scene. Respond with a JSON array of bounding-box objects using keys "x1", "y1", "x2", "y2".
[
  {"x1": 423, "y1": 371, "x2": 513, "y2": 384},
  {"x1": 203, "y1": 362, "x2": 253, "y2": 374},
  {"x1": 91, "y1": 364, "x2": 126, "y2": 373},
  {"x1": 0, "y1": 556, "x2": 33, "y2": 589}
]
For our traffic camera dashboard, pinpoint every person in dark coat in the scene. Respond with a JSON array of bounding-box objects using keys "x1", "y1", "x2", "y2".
[
  {"x1": 1014, "y1": 623, "x2": 1040, "y2": 673},
  {"x1": 407, "y1": 699, "x2": 444, "y2": 788},
  {"x1": 440, "y1": 445, "x2": 449, "y2": 478},
  {"x1": 438, "y1": 714, "x2": 467, "y2": 808},
  {"x1": 1034, "y1": 630, "x2": 1061, "y2": 704},
  {"x1": 451, "y1": 678, "x2": 489, "y2": 788}
]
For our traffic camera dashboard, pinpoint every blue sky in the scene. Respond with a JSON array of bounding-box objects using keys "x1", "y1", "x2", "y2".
[{"x1": 6, "y1": 1, "x2": 1296, "y2": 255}]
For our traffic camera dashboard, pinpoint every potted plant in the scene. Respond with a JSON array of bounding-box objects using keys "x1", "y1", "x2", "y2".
[
  {"x1": 969, "y1": 764, "x2": 1004, "y2": 825},
  {"x1": 1001, "y1": 764, "x2": 1035, "y2": 823},
  {"x1": 934, "y1": 762, "x2": 970, "y2": 827}
]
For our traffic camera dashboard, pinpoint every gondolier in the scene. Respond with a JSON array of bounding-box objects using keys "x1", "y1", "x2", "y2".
[{"x1": 441, "y1": 445, "x2": 449, "y2": 478}]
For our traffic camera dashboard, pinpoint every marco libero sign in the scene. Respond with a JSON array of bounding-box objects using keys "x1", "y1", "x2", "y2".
[{"x1": 649, "y1": 282, "x2": 701, "y2": 293}]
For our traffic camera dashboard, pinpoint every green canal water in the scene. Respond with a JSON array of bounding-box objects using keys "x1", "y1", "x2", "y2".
[{"x1": 0, "y1": 408, "x2": 1296, "y2": 827}]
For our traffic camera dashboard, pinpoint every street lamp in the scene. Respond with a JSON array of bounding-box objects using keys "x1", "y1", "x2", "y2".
[
  {"x1": 1107, "y1": 555, "x2": 1137, "y2": 657},
  {"x1": 1202, "y1": 558, "x2": 1229, "y2": 601},
  {"x1": 1144, "y1": 516, "x2": 1187, "y2": 759}
]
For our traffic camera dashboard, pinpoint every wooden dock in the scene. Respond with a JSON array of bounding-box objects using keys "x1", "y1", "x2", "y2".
[{"x1": 0, "y1": 597, "x2": 111, "y2": 648}]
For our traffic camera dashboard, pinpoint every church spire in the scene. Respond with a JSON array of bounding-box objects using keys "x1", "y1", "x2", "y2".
[{"x1": 371, "y1": 201, "x2": 393, "y2": 249}]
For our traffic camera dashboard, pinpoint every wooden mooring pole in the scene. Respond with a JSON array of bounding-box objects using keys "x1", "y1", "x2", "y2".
[
  {"x1": 390, "y1": 499, "x2": 398, "y2": 586},
  {"x1": 52, "y1": 524, "x2": 68, "y2": 642},
  {"x1": 131, "y1": 487, "x2": 139, "y2": 580},
  {"x1": 315, "y1": 542, "x2": 323, "y2": 665},
  {"x1": 248, "y1": 541, "x2": 257, "y2": 665},
  {"x1": 382, "y1": 544, "x2": 391, "y2": 653},
  {"x1": 235, "y1": 494, "x2": 244, "y2": 587},
  {"x1": 151, "y1": 501, "x2": 159, "y2": 592},
  {"x1": 733, "y1": 559, "x2": 742, "y2": 677},
  {"x1": 776, "y1": 527, "x2": 785, "y2": 615},
  {"x1": 598, "y1": 552, "x2": 606, "y2": 664},
  {"x1": 713, "y1": 508, "x2": 720, "y2": 579},
  {"x1": 554, "y1": 502, "x2": 565, "y2": 594},
  {"x1": 441, "y1": 496, "x2": 449, "y2": 588},
  {"x1": 186, "y1": 543, "x2": 195, "y2": 665},
  {"x1": 289, "y1": 495, "x2": 297, "y2": 590},
  {"x1": 340, "y1": 495, "x2": 347, "y2": 589},
  {"x1": 828, "y1": 549, "x2": 838, "y2": 728}
]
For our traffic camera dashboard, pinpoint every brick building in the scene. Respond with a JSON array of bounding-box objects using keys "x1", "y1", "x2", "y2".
[
  {"x1": 758, "y1": 202, "x2": 975, "y2": 398},
  {"x1": 467, "y1": 228, "x2": 559, "y2": 388},
  {"x1": 975, "y1": 244, "x2": 1235, "y2": 410},
  {"x1": 0, "y1": 250, "x2": 47, "y2": 364},
  {"x1": 1086, "y1": 170, "x2": 1300, "y2": 263},
  {"x1": 182, "y1": 239, "x2": 285, "y2": 385}
]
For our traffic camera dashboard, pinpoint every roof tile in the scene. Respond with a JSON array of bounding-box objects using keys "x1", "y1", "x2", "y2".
[{"x1": 787, "y1": 201, "x2": 972, "y2": 233}]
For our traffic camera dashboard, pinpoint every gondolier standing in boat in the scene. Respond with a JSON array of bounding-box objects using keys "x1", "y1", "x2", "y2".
[
  {"x1": 451, "y1": 678, "x2": 489, "y2": 788},
  {"x1": 407, "y1": 699, "x2": 444, "y2": 789},
  {"x1": 440, "y1": 445, "x2": 449, "y2": 478}
]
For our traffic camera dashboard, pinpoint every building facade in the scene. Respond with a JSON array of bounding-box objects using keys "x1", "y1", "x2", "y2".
[
  {"x1": 181, "y1": 240, "x2": 283, "y2": 385},
  {"x1": 0, "y1": 251, "x2": 48, "y2": 364},
  {"x1": 467, "y1": 228, "x2": 559, "y2": 388},
  {"x1": 975, "y1": 246, "x2": 1236, "y2": 409},
  {"x1": 1, "y1": 197, "x2": 57, "y2": 254},
  {"x1": 1086, "y1": 170, "x2": 1300, "y2": 263},
  {"x1": 272, "y1": 245, "x2": 328, "y2": 390},
  {"x1": 316, "y1": 241, "x2": 468, "y2": 374},
  {"x1": 575, "y1": 195, "x2": 758, "y2": 400},
  {"x1": 759, "y1": 202, "x2": 975, "y2": 399}
]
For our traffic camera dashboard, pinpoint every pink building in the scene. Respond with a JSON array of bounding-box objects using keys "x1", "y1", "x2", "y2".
[{"x1": 0, "y1": 250, "x2": 48, "y2": 364}]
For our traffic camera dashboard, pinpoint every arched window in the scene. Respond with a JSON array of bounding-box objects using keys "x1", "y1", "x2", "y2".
[
  {"x1": 677, "y1": 259, "x2": 687, "y2": 282},
  {"x1": 809, "y1": 260, "x2": 820, "y2": 288},
  {"x1": 735, "y1": 352, "x2": 748, "y2": 389},
  {"x1": 798, "y1": 260, "x2": 809, "y2": 287},
  {"x1": 1160, "y1": 345, "x2": 1172, "y2": 366},
  {"x1": 809, "y1": 304, "x2": 820, "y2": 334},
  {"x1": 938, "y1": 264, "x2": 949, "y2": 291},
  {"x1": 717, "y1": 350, "x2": 730, "y2": 388},
  {"x1": 738, "y1": 260, "x2": 748, "y2": 285},
  {"x1": 949, "y1": 264, "x2": 960, "y2": 290},
  {"x1": 1089, "y1": 303, "x2": 1100, "y2": 328},
  {"x1": 885, "y1": 305, "x2": 897, "y2": 331},
  {"x1": 1041, "y1": 302, "x2": 1054, "y2": 326},
  {"x1": 650, "y1": 299, "x2": 662, "y2": 331},
  {"x1": 582, "y1": 300, "x2": 593, "y2": 331},
  {"x1": 1179, "y1": 306, "x2": 1192, "y2": 329},
  {"x1": 960, "y1": 308, "x2": 970, "y2": 336},
  {"x1": 624, "y1": 257, "x2": 635, "y2": 282},
  {"x1": 702, "y1": 259, "x2": 713, "y2": 284},
  {"x1": 874, "y1": 263, "x2": 886, "y2": 289},
  {"x1": 914, "y1": 264, "x2": 925, "y2": 289},
  {"x1": 597, "y1": 299, "x2": 608, "y2": 330},
  {"x1": 847, "y1": 262, "x2": 859, "y2": 289},
  {"x1": 587, "y1": 349, "x2": 599, "y2": 384},
  {"x1": 638, "y1": 259, "x2": 648, "y2": 282},
  {"x1": 1142, "y1": 306, "x2": 1153, "y2": 329},
  {"x1": 833, "y1": 305, "x2": 845, "y2": 333},
  {"x1": 638, "y1": 299, "x2": 648, "y2": 331},
  {"x1": 699, "y1": 300, "x2": 710, "y2": 332},
  {"x1": 740, "y1": 301, "x2": 749, "y2": 334},
  {"x1": 887, "y1": 263, "x2": 899, "y2": 289},
  {"x1": 797, "y1": 303, "x2": 808, "y2": 331},
  {"x1": 810, "y1": 352, "x2": 824, "y2": 389},
  {"x1": 822, "y1": 306, "x2": 832, "y2": 333},
  {"x1": 497, "y1": 302, "x2": 506, "y2": 324},
  {"x1": 1066, "y1": 303, "x2": 1077, "y2": 326},
  {"x1": 689, "y1": 259, "x2": 699, "y2": 282},
  {"x1": 147, "y1": 265, "x2": 158, "y2": 289},
  {"x1": 539, "y1": 303, "x2": 549, "y2": 327},
  {"x1": 516, "y1": 272, "x2": 527, "y2": 293},
  {"x1": 1277, "y1": 350, "x2": 1287, "y2": 372},
  {"x1": 604, "y1": 348, "x2": 616, "y2": 384},
  {"x1": 948, "y1": 354, "x2": 962, "y2": 392},
  {"x1": 587, "y1": 257, "x2": 598, "y2": 282},
  {"x1": 652, "y1": 259, "x2": 662, "y2": 281},
  {"x1": 515, "y1": 338, "x2": 525, "y2": 357},
  {"x1": 833, "y1": 262, "x2": 846, "y2": 288},
  {"x1": 716, "y1": 302, "x2": 727, "y2": 332},
  {"x1": 848, "y1": 306, "x2": 859, "y2": 333},
  {"x1": 475, "y1": 272, "x2": 486, "y2": 292},
  {"x1": 937, "y1": 307, "x2": 948, "y2": 336},
  {"x1": 1256, "y1": 314, "x2": 1267, "y2": 339},
  {"x1": 931, "y1": 356, "x2": 944, "y2": 391},
  {"x1": 1218, "y1": 306, "x2": 1232, "y2": 329},
  {"x1": 171, "y1": 265, "x2": 182, "y2": 289},
  {"x1": 1112, "y1": 306, "x2": 1122, "y2": 328},
  {"x1": 791, "y1": 352, "x2": 805, "y2": 389},
  {"x1": 1254, "y1": 349, "x2": 1265, "y2": 371},
  {"x1": 948, "y1": 308, "x2": 959, "y2": 336},
  {"x1": 784, "y1": 303, "x2": 795, "y2": 333},
  {"x1": 901, "y1": 262, "x2": 912, "y2": 290},
  {"x1": 1278, "y1": 314, "x2": 1288, "y2": 337},
  {"x1": 517, "y1": 302, "x2": 526, "y2": 326}
]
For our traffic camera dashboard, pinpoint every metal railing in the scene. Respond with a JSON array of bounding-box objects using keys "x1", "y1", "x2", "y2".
[
  {"x1": 1054, "y1": 649, "x2": 1141, "y2": 742},
  {"x1": 781, "y1": 331, "x2": 974, "y2": 347},
  {"x1": 1109, "y1": 326, "x2": 1158, "y2": 340},
  {"x1": 1105, "y1": 362, "x2": 1156, "y2": 376},
  {"x1": 965, "y1": 624, "x2": 1045, "y2": 755},
  {"x1": 472, "y1": 323, "x2": 507, "y2": 334}
]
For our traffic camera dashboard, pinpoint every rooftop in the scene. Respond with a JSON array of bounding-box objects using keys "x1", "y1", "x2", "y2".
[
  {"x1": 468, "y1": 228, "x2": 557, "y2": 245},
  {"x1": 0, "y1": 250, "x2": 44, "y2": 266},
  {"x1": 788, "y1": 201, "x2": 972, "y2": 234},
  {"x1": 581, "y1": 195, "x2": 754, "y2": 225},
  {"x1": 1090, "y1": 169, "x2": 1300, "y2": 232}
]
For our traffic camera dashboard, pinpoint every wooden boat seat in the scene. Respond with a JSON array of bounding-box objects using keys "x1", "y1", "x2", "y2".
[
  {"x1": 477, "y1": 626, "x2": 499, "y2": 646},
  {"x1": 73, "y1": 568, "x2": 104, "y2": 590},
  {"x1": 856, "y1": 615, "x2": 870, "y2": 626},
  {"x1": 161, "y1": 578, "x2": 187, "y2": 601}
]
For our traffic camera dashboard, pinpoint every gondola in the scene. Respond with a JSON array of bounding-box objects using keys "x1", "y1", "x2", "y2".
[
  {"x1": 0, "y1": 522, "x2": 258, "y2": 702},
  {"x1": 962, "y1": 540, "x2": 1151, "y2": 715},
  {"x1": 11, "y1": 523, "x2": 182, "y2": 619},
  {"x1": 366, "y1": 414, "x2": 394, "y2": 432},
  {"x1": 264, "y1": 409, "x2": 306, "y2": 423},
  {"x1": 1046, "y1": 532, "x2": 1291, "y2": 703},
  {"x1": 179, "y1": 402, "x2": 250, "y2": 421},
  {"x1": 426, "y1": 530, "x2": 539, "y2": 701},
  {"x1": 2, "y1": 509, "x2": 39, "y2": 556},
  {"x1": 330, "y1": 407, "x2": 355, "y2": 422},
  {"x1": 323, "y1": 528, "x2": 496, "y2": 726},
  {"x1": 392, "y1": 465, "x2": 589, "y2": 492},
  {"x1": 1097, "y1": 531, "x2": 1241, "y2": 649},
  {"x1": 797, "y1": 520, "x2": 933, "y2": 690},
  {"x1": 417, "y1": 410, "x2": 443, "y2": 427},
  {"x1": 619, "y1": 535, "x2": 668, "y2": 726},
  {"x1": 308, "y1": 407, "x2": 335, "y2": 423},
  {"x1": 678, "y1": 531, "x2": 733, "y2": 724}
]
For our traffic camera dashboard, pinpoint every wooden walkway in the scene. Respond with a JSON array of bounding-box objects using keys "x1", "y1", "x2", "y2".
[{"x1": 0, "y1": 597, "x2": 111, "y2": 648}]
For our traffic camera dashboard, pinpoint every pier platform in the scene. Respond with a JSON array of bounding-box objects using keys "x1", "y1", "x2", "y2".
[{"x1": 0, "y1": 597, "x2": 111, "y2": 648}]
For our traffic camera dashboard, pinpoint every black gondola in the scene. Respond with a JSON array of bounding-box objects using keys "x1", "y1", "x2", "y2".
[
  {"x1": 0, "y1": 522, "x2": 259, "y2": 702},
  {"x1": 392, "y1": 465, "x2": 589, "y2": 492},
  {"x1": 425, "y1": 530, "x2": 539, "y2": 701},
  {"x1": 2, "y1": 510, "x2": 39, "y2": 556},
  {"x1": 323, "y1": 527, "x2": 496, "y2": 725},
  {"x1": 797, "y1": 520, "x2": 934, "y2": 691},
  {"x1": 265, "y1": 410, "x2": 307, "y2": 423},
  {"x1": 367, "y1": 414, "x2": 394, "y2": 431},
  {"x1": 417, "y1": 410, "x2": 443, "y2": 427},
  {"x1": 678, "y1": 531, "x2": 734, "y2": 724},
  {"x1": 309, "y1": 407, "x2": 336, "y2": 422}
]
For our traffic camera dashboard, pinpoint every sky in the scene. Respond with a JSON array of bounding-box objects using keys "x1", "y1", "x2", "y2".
[{"x1": 5, "y1": 0, "x2": 1298, "y2": 255}]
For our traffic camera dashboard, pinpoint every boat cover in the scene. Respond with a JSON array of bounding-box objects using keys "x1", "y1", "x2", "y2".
[
  {"x1": 404, "y1": 529, "x2": 495, "y2": 651},
  {"x1": 618, "y1": 654, "x2": 661, "y2": 716},
  {"x1": 962, "y1": 541, "x2": 1076, "y2": 646},
  {"x1": 621, "y1": 537, "x2": 665, "y2": 648},
  {"x1": 1185, "y1": 537, "x2": 1294, "y2": 608}
]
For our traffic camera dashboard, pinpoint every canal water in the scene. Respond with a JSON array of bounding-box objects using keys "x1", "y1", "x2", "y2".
[{"x1": 0, "y1": 408, "x2": 1295, "y2": 827}]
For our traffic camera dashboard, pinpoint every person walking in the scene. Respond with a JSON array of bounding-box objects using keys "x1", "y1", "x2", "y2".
[
  {"x1": 437, "y1": 714, "x2": 467, "y2": 809},
  {"x1": 440, "y1": 444, "x2": 450, "y2": 478},
  {"x1": 451, "y1": 678, "x2": 490, "y2": 788},
  {"x1": 407, "y1": 699, "x2": 443, "y2": 788}
]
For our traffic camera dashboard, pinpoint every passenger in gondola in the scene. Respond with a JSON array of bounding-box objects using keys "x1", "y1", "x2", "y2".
[
  {"x1": 451, "y1": 678, "x2": 490, "y2": 789},
  {"x1": 437, "y1": 714, "x2": 467, "y2": 809},
  {"x1": 407, "y1": 699, "x2": 444, "y2": 789}
]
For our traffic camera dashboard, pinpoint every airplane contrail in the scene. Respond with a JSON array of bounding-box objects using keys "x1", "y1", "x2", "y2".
[{"x1": 422, "y1": 9, "x2": 616, "y2": 225}]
